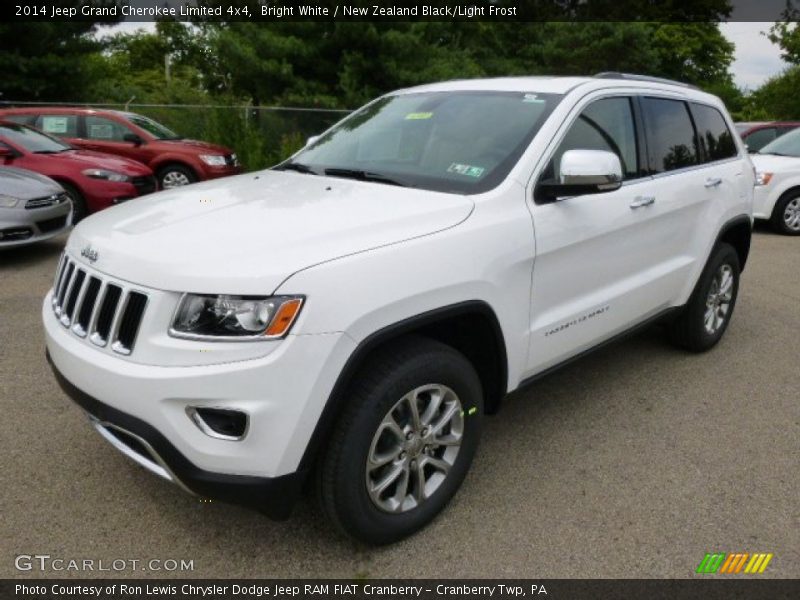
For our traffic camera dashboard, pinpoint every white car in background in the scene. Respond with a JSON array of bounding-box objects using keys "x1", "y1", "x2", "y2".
[{"x1": 751, "y1": 128, "x2": 800, "y2": 235}]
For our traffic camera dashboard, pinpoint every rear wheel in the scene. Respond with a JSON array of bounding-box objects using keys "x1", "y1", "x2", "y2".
[
  {"x1": 770, "y1": 190, "x2": 800, "y2": 235},
  {"x1": 60, "y1": 182, "x2": 87, "y2": 224},
  {"x1": 158, "y1": 164, "x2": 196, "y2": 189},
  {"x1": 318, "y1": 336, "x2": 483, "y2": 545},
  {"x1": 669, "y1": 243, "x2": 740, "y2": 352}
]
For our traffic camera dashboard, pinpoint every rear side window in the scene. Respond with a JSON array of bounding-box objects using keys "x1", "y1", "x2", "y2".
[
  {"x1": 546, "y1": 96, "x2": 639, "y2": 180},
  {"x1": 37, "y1": 114, "x2": 79, "y2": 137},
  {"x1": 691, "y1": 103, "x2": 737, "y2": 161},
  {"x1": 642, "y1": 98, "x2": 698, "y2": 173},
  {"x1": 85, "y1": 116, "x2": 133, "y2": 142}
]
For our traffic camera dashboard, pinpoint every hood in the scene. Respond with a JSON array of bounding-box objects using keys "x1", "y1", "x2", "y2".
[
  {"x1": 47, "y1": 149, "x2": 152, "y2": 176},
  {"x1": 0, "y1": 166, "x2": 62, "y2": 199},
  {"x1": 66, "y1": 170, "x2": 474, "y2": 294},
  {"x1": 750, "y1": 153, "x2": 800, "y2": 173},
  {"x1": 156, "y1": 138, "x2": 232, "y2": 155}
]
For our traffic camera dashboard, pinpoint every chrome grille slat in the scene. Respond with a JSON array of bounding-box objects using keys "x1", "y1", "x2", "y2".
[
  {"x1": 57, "y1": 263, "x2": 77, "y2": 322},
  {"x1": 73, "y1": 276, "x2": 101, "y2": 338},
  {"x1": 63, "y1": 269, "x2": 86, "y2": 325},
  {"x1": 50, "y1": 257, "x2": 147, "y2": 356}
]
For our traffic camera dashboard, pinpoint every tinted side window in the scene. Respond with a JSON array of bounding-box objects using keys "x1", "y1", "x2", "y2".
[
  {"x1": 2, "y1": 114, "x2": 35, "y2": 126},
  {"x1": 547, "y1": 97, "x2": 639, "y2": 180},
  {"x1": 642, "y1": 98, "x2": 698, "y2": 173},
  {"x1": 743, "y1": 128, "x2": 776, "y2": 153},
  {"x1": 37, "y1": 114, "x2": 79, "y2": 137},
  {"x1": 85, "y1": 116, "x2": 133, "y2": 142},
  {"x1": 691, "y1": 103, "x2": 737, "y2": 162}
]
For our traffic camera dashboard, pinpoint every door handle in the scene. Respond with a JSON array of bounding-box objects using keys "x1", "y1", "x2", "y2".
[
  {"x1": 630, "y1": 196, "x2": 655, "y2": 209},
  {"x1": 705, "y1": 177, "x2": 723, "y2": 188}
]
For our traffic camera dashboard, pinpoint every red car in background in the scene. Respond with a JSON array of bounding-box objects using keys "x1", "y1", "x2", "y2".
[
  {"x1": 0, "y1": 107, "x2": 242, "y2": 189},
  {"x1": 0, "y1": 121, "x2": 156, "y2": 222}
]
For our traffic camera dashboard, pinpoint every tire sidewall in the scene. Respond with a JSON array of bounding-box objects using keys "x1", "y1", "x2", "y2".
[
  {"x1": 687, "y1": 244, "x2": 740, "y2": 349},
  {"x1": 332, "y1": 350, "x2": 483, "y2": 544},
  {"x1": 61, "y1": 183, "x2": 87, "y2": 223}
]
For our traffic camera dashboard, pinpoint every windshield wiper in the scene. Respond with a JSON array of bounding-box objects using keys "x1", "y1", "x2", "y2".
[
  {"x1": 324, "y1": 168, "x2": 407, "y2": 187},
  {"x1": 275, "y1": 161, "x2": 317, "y2": 175}
]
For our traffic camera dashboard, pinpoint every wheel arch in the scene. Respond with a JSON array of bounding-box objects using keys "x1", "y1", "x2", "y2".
[
  {"x1": 297, "y1": 300, "x2": 508, "y2": 472},
  {"x1": 715, "y1": 214, "x2": 752, "y2": 272},
  {"x1": 152, "y1": 158, "x2": 199, "y2": 179}
]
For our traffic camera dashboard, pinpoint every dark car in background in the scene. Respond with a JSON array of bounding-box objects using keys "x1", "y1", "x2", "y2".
[
  {"x1": 0, "y1": 166, "x2": 72, "y2": 247},
  {"x1": 736, "y1": 121, "x2": 800, "y2": 153},
  {"x1": 0, "y1": 107, "x2": 242, "y2": 189},
  {"x1": 0, "y1": 121, "x2": 156, "y2": 221}
]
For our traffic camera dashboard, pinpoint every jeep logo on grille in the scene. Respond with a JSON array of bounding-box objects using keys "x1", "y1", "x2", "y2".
[{"x1": 80, "y1": 245, "x2": 98, "y2": 263}]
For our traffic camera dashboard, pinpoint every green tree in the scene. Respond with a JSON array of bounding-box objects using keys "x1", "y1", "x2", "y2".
[{"x1": 0, "y1": 22, "x2": 108, "y2": 101}]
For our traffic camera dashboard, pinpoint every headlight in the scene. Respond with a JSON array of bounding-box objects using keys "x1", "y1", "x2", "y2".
[
  {"x1": 82, "y1": 168, "x2": 130, "y2": 182},
  {"x1": 755, "y1": 172, "x2": 773, "y2": 186},
  {"x1": 200, "y1": 154, "x2": 227, "y2": 166},
  {"x1": 170, "y1": 294, "x2": 304, "y2": 340},
  {"x1": 0, "y1": 194, "x2": 20, "y2": 208}
]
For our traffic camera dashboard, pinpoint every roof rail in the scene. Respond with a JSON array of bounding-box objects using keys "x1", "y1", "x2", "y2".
[{"x1": 593, "y1": 72, "x2": 700, "y2": 90}]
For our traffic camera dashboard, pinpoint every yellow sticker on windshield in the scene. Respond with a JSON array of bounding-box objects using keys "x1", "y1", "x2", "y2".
[{"x1": 405, "y1": 112, "x2": 433, "y2": 120}]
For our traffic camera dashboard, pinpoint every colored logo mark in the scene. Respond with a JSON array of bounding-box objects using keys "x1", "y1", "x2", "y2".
[{"x1": 696, "y1": 552, "x2": 773, "y2": 574}]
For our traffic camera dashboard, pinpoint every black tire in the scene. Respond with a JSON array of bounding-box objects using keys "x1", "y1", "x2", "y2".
[
  {"x1": 318, "y1": 336, "x2": 483, "y2": 545},
  {"x1": 60, "y1": 182, "x2": 88, "y2": 224},
  {"x1": 157, "y1": 164, "x2": 196, "y2": 189},
  {"x1": 669, "y1": 243, "x2": 740, "y2": 352},
  {"x1": 769, "y1": 189, "x2": 800, "y2": 235}
]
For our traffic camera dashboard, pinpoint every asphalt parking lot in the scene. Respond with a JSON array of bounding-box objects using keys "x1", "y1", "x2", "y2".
[{"x1": 1, "y1": 228, "x2": 798, "y2": 579}]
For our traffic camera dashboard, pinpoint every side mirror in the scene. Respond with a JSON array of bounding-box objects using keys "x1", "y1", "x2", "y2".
[
  {"x1": 306, "y1": 135, "x2": 320, "y2": 147},
  {"x1": 537, "y1": 149, "x2": 623, "y2": 201},
  {"x1": 123, "y1": 133, "x2": 143, "y2": 146},
  {"x1": 0, "y1": 146, "x2": 13, "y2": 159}
]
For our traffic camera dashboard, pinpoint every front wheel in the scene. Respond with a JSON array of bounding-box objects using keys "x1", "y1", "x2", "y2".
[
  {"x1": 60, "y1": 182, "x2": 87, "y2": 223},
  {"x1": 318, "y1": 336, "x2": 483, "y2": 545},
  {"x1": 770, "y1": 190, "x2": 800, "y2": 235},
  {"x1": 668, "y1": 243, "x2": 740, "y2": 352},
  {"x1": 158, "y1": 164, "x2": 196, "y2": 189}
]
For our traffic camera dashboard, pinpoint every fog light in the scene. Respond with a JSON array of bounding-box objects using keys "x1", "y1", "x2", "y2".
[{"x1": 187, "y1": 407, "x2": 248, "y2": 441}]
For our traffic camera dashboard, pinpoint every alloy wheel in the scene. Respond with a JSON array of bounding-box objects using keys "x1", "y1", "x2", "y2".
[
  {"x1": 704, "y1": 264, "x2": 734, "y2": 335},
  {"x1": 783, "y1": 198, "x2": 800, "y2": 231},
  {"x1": 365, "y1": 384, "x2": 464, "y2": 514}
]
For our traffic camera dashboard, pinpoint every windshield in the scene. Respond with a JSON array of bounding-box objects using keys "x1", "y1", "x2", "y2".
[
  {"x1": 759, "y1": 127, "x2": 800, "y2": 157},
  {"x1": 0, "y1": 123, "x2": 71, "y2": 153},
  {"x1": 285, "y1": 91, "x2": 562, "y2": 194},
  {"x1": 125, "y1": 114, "x2": 180, "y2": 140}
]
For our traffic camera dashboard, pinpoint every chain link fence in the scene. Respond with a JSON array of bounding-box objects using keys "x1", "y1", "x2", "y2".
[{"x1": 0, "y1": 101, "x2": 352, "y2": 171}]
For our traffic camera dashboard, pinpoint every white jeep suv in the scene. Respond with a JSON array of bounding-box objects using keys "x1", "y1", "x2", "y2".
[{"x1": 44, "y1": 73, "x2": 754, "y2": 544}]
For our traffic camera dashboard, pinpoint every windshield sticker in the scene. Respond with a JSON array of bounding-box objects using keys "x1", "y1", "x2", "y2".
[
  {"x1": 448, "y1": 163, "x2": 485, "y2": 178},
  {"x1": 405, "y1": 112, "x2": 433, "y2": 120},
  {"x1": 523, "y1": 93, "x2": 545, "y2": 104}
]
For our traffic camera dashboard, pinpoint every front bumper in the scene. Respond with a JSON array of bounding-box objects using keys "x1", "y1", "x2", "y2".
[
  {"x1": 44, "y1": 287, "x2": 355, "y2": 516},
  {"x1": 0, "y1": 201, "x2": 71, "y2": 247},
  {"x1": 47, "y1": 354, "x2": 304, "y2": 519}
]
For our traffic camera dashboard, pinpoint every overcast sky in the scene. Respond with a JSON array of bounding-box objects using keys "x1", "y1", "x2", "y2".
[{"x1": 104, "y1": 21, "x2": 789, "y2": 91}]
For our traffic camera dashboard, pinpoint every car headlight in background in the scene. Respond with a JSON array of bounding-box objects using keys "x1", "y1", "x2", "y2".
[
  {"x1": 0, "y1": 194, "x2": 20, "y2": 208},
  {"x1": 82, "y1": 168, "x2": 130, "y2": 182},
  {"x1": 200, "y1": 154, "x2": 227, "y2": 166},
  {"x1": 755, "y1": 172, "x2": 773, "y2": 186},
  {"x1": 170, "y1": 294, "x2": 304, "y2": 340}
]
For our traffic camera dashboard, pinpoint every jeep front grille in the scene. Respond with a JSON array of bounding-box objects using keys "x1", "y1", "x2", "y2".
[{"x1": 52, "y1": 254, "x2": 148, "y2": 356}]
